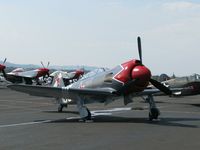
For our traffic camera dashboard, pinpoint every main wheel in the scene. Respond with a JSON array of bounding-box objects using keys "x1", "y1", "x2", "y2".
[
  {"x1": 84, "y1": 108, "x2": 91, "y2": 120},
  {"x1": 149, "y1": 108, "x2": 160, "y2": 121},
  {"x1": 58, "y1": 104, "x2": 63, "y2": 112}
]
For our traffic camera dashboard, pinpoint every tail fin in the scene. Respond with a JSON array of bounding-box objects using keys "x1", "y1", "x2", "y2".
[
  {"x1": 52, "y1": 72, "x2": 65, "y2": 87},
  {"x1": 159, "y1": 74, "x2": 170, "y2": 82}
]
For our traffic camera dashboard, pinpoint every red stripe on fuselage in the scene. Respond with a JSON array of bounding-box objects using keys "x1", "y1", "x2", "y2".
[{"x1": 113, "y1": 59, "x2": 139, "y2": 85}]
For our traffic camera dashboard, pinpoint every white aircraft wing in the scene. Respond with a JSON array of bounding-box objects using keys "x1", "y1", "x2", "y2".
[
  {"x1": 8, "y1": 84, "x2": 180, "y2": 100},
  {"x1": 7, "y1": 84, "x2": 116, "y2": 99},
  {"x1": 16, "y1": 70, "x2": 38, "y2": 78},
  {"x1": 8, "y1": 84, "x2": 63, "y2": 98}
]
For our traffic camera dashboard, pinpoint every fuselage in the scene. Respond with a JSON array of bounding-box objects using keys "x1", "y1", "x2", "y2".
[{"x1": 71, "y1": 59, "x2": 151, "y2": 96}]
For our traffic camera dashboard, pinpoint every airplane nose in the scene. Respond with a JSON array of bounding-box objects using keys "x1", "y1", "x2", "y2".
[
  {"x1": 37, "y1": 68, "x2": 50, "y2": 78},
  {"x1": 131, "y1": 65, "x2": 151, "y2": 87},
  {"x1": 0, "y1": 65, "x2": 6, "y2": 70},
  {"x1": 44, "y1": 69, "x2": 50, "y2": 75}
]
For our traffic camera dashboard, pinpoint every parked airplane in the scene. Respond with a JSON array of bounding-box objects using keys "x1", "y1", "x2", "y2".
[
  {"x1": 0, "y1": 58, "x2": 7, "y2": 78},
  {"x1": 50, "y1": 72, "x2": 74, "y2": 112},
  {"x1": 0, "y1": 61, "x2": 50, "y2": 85},
  {"x1": 49, "y1": 69, "x2": 84, "y2": 86},
  {"x1": 160, "y1": 74, "x2": 200, "y2": 96},
  {"x1": 44, "y1": 70, "x2": 84, "y2": 112},
  {"x1": 8, "y1": 37, "x2": 173, "y2": 121}
]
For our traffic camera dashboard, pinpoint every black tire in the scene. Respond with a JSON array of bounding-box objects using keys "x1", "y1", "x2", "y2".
[
  {"x1": 84, "y1": 108, "x2": 91, "y2": 120},
  {"x1": 149, "y1": 108, "x2": 160, "y2": 120},
  {"x1": 58, "y1": 104, "x2": 63, "y2": 112},
  {"x1": 149, "y1": 112, "x2": 153, "y2": 121}
]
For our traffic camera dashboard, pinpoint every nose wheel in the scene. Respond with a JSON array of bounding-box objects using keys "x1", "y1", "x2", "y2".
[
  {"x1": 149, "y1": 108, "x2": 160, "y2": 121},
  {"x1": 146, "y1": 95, "x2": 160, "y2": 121},
  {"x1": 58, "y1": 104, "x2": 68, "y2": 112}
]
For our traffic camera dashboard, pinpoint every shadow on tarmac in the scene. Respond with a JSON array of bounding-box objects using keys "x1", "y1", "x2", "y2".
[
  {"x1": 37, "y1": 115, "x2": 200, "y2": 128},
  {"x1": 43, "y1": 110, "x2": 79, "y2": 115}
]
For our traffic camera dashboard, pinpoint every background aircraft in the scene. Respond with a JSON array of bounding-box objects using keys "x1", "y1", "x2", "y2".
[
  {"x1": 0, "y1": 60, "x2": 50, "y2": 85},
  {"x1": 49, "y1": 69, "x2": 84, "y2": 86},
  {"x1": 0, "y1": 58, "x2": 7, "y2": 78},
  {"x1": 50, "y1": 72, "x2": 74, "y2": 112},
  {"x1": 44, "y1": 70, "x2": 84, "y2": 112},
  {"x1": 8, "y1": 37, "x2": 173, "y2": 121},
  {"x1": 160, "y1": 74, "x2": 200, "y2": 96}
]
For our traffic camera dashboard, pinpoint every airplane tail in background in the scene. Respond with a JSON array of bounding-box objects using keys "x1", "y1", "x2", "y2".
[
  {"x1": 52, "y1": 72, "x2": 65, "y2": 87},
  {"x1": 159, "y1": 74, "x2": 170, "y2": 82}
]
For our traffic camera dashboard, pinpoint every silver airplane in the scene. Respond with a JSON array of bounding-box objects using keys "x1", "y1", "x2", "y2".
[{"x1": 8, "y1": 37, "x2": 173, "y2": 121}]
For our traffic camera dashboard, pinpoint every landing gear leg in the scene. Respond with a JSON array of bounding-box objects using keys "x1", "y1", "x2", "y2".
[
  {"x1": 146, "y1": 95, "x2": 160, "y2": 121},
  {"x1": 76, "y1": 96, "x2": 91, "y2": 121},
  {"x1": 58, "y1": 103, "x2": 68, "y2": 112}
]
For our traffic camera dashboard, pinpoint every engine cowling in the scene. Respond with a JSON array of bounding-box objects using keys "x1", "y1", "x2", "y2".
[{"x1": 114, "y1": 59, "x2": 151, "y2": 94}]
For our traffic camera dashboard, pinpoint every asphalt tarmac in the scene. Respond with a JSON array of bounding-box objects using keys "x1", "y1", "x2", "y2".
[{"x1": 1, "y1": 87, "x2": 200, "y2": 150}]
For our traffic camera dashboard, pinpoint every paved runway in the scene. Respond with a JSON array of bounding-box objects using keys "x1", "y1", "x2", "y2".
[{"x1": 1, "y1": 88, "x2": 200, "y2": 150}]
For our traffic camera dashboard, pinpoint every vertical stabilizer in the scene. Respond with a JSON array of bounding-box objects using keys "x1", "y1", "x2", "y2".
[{"x1": 52, "y1": 72, "x2": 65, "y2": 87}]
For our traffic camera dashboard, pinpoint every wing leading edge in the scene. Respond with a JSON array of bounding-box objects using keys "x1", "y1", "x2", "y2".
[
  {"x1": 7, "y1": 84, "x2": 117, "y2": 99},
  {"x1": 7, "y1": 84, "x2": 180, "y2": 99}
]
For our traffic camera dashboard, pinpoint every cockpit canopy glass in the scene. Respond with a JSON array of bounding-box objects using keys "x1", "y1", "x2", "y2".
[{"x1": 81, "y1": 68, "x2": 109, "y2": 80}]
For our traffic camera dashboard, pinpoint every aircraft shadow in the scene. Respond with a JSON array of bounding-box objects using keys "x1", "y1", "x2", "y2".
[
  {"x1": 42, "y1": 115, "x2": 200, "y2": 128},
  {"x1": 43, "y1": 110, "x2": 79, "y2": 115},
  {"x1": 190, "y1": 104, "x2": 200, "y2": 107}
]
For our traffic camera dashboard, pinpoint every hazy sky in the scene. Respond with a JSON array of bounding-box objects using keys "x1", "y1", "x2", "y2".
[{"x1": 0, "y1": 0, "x2": 200, "y2": 75}]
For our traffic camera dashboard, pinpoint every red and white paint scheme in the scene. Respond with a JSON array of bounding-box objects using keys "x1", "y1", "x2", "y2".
[
  {"x1": 7, "y1": 67, "x2": 49, "y2": 79},
  {"x1": 0, "y1": 59, "x2": 50, "y2": 84},
  {"x1": 8, "y1": 37, "x2": 173, "y2": 121},
  {"x1": 67, "y1": 69, "x2": 84, "y2": 80},
  {"x1": 113, "y1": 59, "x2": 151, "y2": 93}
]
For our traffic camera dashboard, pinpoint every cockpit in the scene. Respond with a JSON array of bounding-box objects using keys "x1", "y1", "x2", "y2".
[
  {"x1": 188, "y1": 74, "x2": 200, "y2": 81},
  {"x1": 80, "y1": 68, "x2": 109, "y2": 80}
]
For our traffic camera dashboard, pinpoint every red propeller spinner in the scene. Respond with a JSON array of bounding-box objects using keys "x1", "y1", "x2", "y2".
[
  {"x1": 0, "y1": 58, "x2": 7, "y2": 78},
  {"x1": 0, "y1": 58, "x2": 7, "y2": 71},
  {"x1": 74, "y1": 70, "x2": 84, "y2": 79},
  {"x1": 37, "y1": 68, "x2": 50, "y2": 78},
  {"x1": 0, "y1": 64, "x2": 6, "y2": 71},
  {"x1": 36, "y1": 61, "x2": 50, "y2": 78}
]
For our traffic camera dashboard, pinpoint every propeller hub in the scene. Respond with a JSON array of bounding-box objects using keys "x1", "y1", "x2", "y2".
[
  {"x1": 37, "y1": 68, "x2": 50, "y2": 78},
  {"x1": 131, "y1": 65, "x2": 151, "y2": 87},
  {"x1": 0, "y1": 64, "x2": 6, "y2": 70},
  {"x1": 73, "y1": 70, "x2": 84, "y2": 79},
  {"x1": 76, "y1": 70, "x2": 84, "y2": 76}
]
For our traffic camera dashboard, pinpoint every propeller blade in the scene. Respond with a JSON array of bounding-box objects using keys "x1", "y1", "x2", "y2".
[
  {"x1": 3, "y1": 58, "x2": 7, "y2": 64},
  {"x1": 47, "y1": 61, "x2": 50, "y2": 68},
  {"x1": 137, "y1": 36, "x2": 142, "y2": 64},
  {"x1": 149, "y1": 78, "x2": 172, "y2": 95},
  {"x1": 41, "y1": 61, "x2": 45, "y2": 68},
  {"x1": 2, "y1": 70, "x2": 7, "y2": 78},
  {"x1": 43, "y1": 75, "x2": 46, "y2": 80}
]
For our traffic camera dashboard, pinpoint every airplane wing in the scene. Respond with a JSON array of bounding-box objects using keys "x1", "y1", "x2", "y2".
[
  {"x1": 7, "y1": 84, "x2": 116, "y2": 99},
  {"x1": 7, "y1": 84, "x2": 181, "y2": 99},
  {"x1": 7, "y1": 71, "x2": 36, "y2": 78},
  {"x1": 8, "y1": 84, "x2": 63, "y2": 98},
  {"x1": 135, "y1": 88, "x2": 182, "y2": 96}
]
